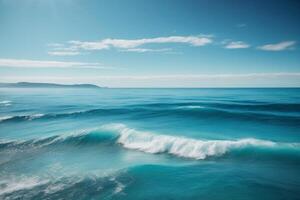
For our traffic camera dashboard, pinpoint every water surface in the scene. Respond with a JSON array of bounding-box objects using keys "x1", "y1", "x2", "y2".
[{"x1": 0, "y1": 88, "x2": 299, "y2": 199}]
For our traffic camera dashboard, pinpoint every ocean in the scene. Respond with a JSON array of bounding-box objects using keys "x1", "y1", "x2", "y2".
[{"x1": 0, "y1": 88, "x2": 299, "y2": 200}]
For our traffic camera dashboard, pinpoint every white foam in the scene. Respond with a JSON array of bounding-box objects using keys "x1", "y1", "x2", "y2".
[
  {"x1": 109, "y1": 176, "x2": 126, "y2": 195},
  {"x1": 27, "y1": 113, "x2": 45, "y2": 120},
  {"x1": 44, "y1": 183, "x2": 65, "y2": 194},
  {"x1": 0, "y1": 114, "x2": 45, "y2": 122},
  {"x1": 114, "y1": 181, "x2": 125, "y2": 194},
  {"x1": 176, "y1": 105, "x2": 205, "y2": 109},
  {"x1": 0, "y1": 116, "x2": 13, "y2": 122},
  {"x1": 0, "y1": 177, "x2": 48, "y2": 195},
  {"x1": 103, "y1": 123, "x2": 276, "y2": 160},
  {"x1": 0, "y1": 100, "x2": 11, "y2": 104},
  {"x1": 0, "y1": 100, "x2": 12, "y2": 107}
]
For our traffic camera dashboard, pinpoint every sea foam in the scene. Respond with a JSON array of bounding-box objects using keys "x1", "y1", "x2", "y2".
[
  {"x1": 102, "y1": 124, "x2": 280, "y2": 160},
  {"x1": 176, "y1": 105, "x2": 205, "y2": 109},
  {"x1": 0, "y1": 100, "x2": 11, "y2": 104},
  {"x1": 0, "y1": 100, "x2": 12, "y2": 107},
  {"x1": 0, "y1": 113, "x2": 45, "y2": 122},
  {"x1": 0, "y1": 116, "x2": 13, "y2": 122},
  {"x1": 0, "y1": 177, "x2": 48, "y2": 195},
  {"x1": 1, "y1": 123, "x2": 298, "y2": 160}
]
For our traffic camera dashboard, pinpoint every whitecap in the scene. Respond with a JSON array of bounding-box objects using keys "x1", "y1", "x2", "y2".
[
  {"x1": 27, "y1": 113, "x2": 45, "y2": 120},
  {"x1": 0, "y1": 116, "x2": 13, "y2": 122},
  {"x1": 0, "y1": 177, "x2": 48, "y2": 195},
  {"x1": 102, "y1": 123, "x2": 279, "y2": 160},
  {"x1": 0, "y1": 100, "x2": 11, "y2": 104},
  {"x1": 176, "y1": 105, "x2": 205, "y2": 109}
]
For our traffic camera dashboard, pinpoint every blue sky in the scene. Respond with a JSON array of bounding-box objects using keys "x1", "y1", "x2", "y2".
[{"x1": 0, "y1": 0, "x2": 299, "y2": 87}]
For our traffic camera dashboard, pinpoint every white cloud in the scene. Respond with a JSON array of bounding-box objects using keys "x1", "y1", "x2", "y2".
[
  {"x1": 224, "y1": 41, "x2": 250, "y2": 49},
  {"x1": 47, "y1": 43, "x2": 64, "y2": 47},
  {"x1": 68, "y1": 40, "x2": 110, "y2": 50},
  {"x1": 258, "y1": 41, "x2": 296, "y2": 51},
  {"x1": 0, "y1": 58, "x2": 108, "y2": 69},
  {"x1": 47, "y1": 44, "x2": 79, "y2": 56},
  {"x1": 48, "y1": 51, "x2": 80, "y2": 56},
  {"x1": 121, "y1": 48, "x2": 172, "y2": 53},
  {"x1": 60, "y1": 35, "x2": 213, "y2": 53}
]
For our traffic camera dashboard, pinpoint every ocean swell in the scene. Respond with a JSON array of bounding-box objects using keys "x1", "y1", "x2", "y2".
[
  {"x1": 104, "y1": 124, "x2": 300, "y2": 160},
  {"x1": 1, "y1": 123, "x2": 299, "y2": 160},
  {"x1": 1, "y1": 103, "x2": 299, "y2": 124}
]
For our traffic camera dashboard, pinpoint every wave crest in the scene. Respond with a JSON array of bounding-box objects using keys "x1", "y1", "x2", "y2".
[
  {"x1": 101, "y1": 124, "x2": 292, "y2": 160},
  {"x1": 1, "y1": 123, "x2": 299, "y2": 160}
]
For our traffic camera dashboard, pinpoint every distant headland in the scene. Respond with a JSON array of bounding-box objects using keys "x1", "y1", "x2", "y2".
[{"x1": 0, "y1": 82, "x2": 102, "y2": 89}]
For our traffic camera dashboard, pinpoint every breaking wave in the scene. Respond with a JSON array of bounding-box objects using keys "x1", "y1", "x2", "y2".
[
  {"x1": 0, "y1": 116, "x2": 14, "y2": 122},
  {"x1": 108, "y1": 124, "x2": 300, "y2": 160},
  {"x1": 2, "y1": 123, "x2": 299, "y2": 160}
]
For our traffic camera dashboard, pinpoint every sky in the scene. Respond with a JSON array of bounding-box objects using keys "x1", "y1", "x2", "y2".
[{"x1": 0, "y1": 0, "x2": 300, "y2": 87}]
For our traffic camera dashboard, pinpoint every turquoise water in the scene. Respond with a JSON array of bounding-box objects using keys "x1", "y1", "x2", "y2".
[{"x1": 0, "y1": 88, "x2": 300, "y2": 200}]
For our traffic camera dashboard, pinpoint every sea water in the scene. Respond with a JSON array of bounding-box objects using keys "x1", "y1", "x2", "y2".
[{"x1": 0, "y1": 88, "x2": 299, "y2": 199}]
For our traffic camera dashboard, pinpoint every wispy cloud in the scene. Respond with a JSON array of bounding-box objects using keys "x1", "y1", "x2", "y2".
[
  {"x1": 47, "y1": 43, "x2": 79, "y2": 56},
  {"x1": 258, "y1": 41, "x2": 296, "y2": 51},
  {"x1": 0, "y1": 58, "x2": 109, "y2": 69},
  {"x1": 48, "y1": 36, "x2": 297, "y2": 55},
  {"x1": 48, "y1": 51, "x2": 80, "y2": 56},
  {"x1": 49, "y1": 35, "x2": 213, "y2": 54},
  {"x1": 120, "y1": 48, "x2": 172, "y2": 53},
  {"x1": 224, "y1": 41, "x2": 250, "y2": 49}
]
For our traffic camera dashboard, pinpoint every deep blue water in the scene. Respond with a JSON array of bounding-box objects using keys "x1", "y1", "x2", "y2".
[{"x1": 0, "y1": 88, "x2": 300, "y2": 200}]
